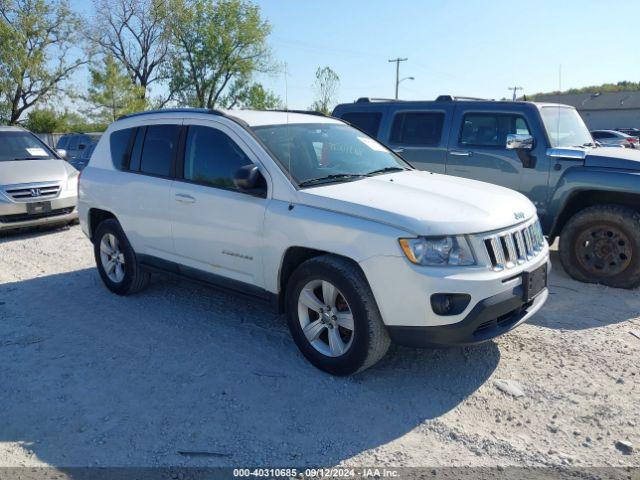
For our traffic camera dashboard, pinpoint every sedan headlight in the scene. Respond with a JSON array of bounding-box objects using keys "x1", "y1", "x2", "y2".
[
  {"x1": 399, "y1": 236, "x2": 475, "y2": 266},
  {"x1": 66, "y1": 171, "x2": 79, "y2": 191}
]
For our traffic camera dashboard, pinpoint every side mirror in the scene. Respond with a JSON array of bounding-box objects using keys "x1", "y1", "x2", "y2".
[
  {"x1": 233, "y1": 164, "x2": 266, "y2": 195},
  {"x1": 56, "y1": 148, "x2": 68, "y2": 159},
  {"x1": 506, "y1": 134, "x2": 534, "y2": 150}
]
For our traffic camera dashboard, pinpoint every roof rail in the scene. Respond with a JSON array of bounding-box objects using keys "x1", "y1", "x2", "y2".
[
  {"x1": 435, "y1": 95, "x2": 493, "y2": 102},
  {"x1": 265, "y1": 109, "x2": 329, "y2": 117},
  {"x1": 116, "y1": 108, "x2": 226, "y2": 121},
  {"x1": 355, "y1": 97, "x2": 401, "y2": 103}
]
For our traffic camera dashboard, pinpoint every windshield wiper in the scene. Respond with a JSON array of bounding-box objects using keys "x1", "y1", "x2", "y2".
[
  {"x1": 298, "y1": 173, "x2": 364, "y2": 187},
  {"x1": 12, "y1": 156, "x2": 51, "y2": 161},
  {"x1": 365, "y1": 166, "x2": 408, "y2": 176}
]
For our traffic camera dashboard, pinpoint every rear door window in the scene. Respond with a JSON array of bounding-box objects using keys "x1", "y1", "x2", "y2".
[
  {"x1": 139, "y1": 124, "x2": 180, "y2": 177},
  {"x1": 340, "y1": 111, "x2": 383, "y2": 137},
  {"x1": 459, "y1": 113, "x2": 530, "y2": 147},
  {"x1": 390, "y1": 112, "x2": 445, "y2": 145}
]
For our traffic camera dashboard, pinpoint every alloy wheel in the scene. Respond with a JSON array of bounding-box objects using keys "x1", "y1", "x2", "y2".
[
  {"x1": 99, "y1": 233, "x2": 126, "y2": 283},
  {"x1": 297, "y1": 279, "x2": 354, "y2": 357}
]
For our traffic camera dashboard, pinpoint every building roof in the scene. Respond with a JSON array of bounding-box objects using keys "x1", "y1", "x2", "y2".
[{"x1": 533, "y1": 91, "x2": 640, "y2": 111}]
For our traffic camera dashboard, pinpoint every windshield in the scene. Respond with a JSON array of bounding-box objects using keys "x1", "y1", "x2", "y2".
[
  {"x1": 251, "y1": 123, "x2": 409, "y2": 186},
  {"x1": 0, "y1": 131, "x2": 55, "y2": 161},
  {"x1": 540, "y1": 106, "x2": 593, "y2": 148}
]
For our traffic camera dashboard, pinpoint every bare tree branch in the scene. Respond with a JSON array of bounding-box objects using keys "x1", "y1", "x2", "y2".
[{"x1": 88, "y1": 0, "x2": 171, "y2": 100}]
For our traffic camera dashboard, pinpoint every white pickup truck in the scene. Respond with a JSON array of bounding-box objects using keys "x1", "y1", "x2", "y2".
[{"x1": 78, "y1": 108, "x2": 549, "y2": 375}]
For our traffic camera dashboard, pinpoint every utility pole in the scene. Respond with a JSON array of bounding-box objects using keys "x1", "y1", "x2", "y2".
[
  {"x1": 558, "y1": 64, "x2": 562, "y2": 92},
  {"x1": 508, "y1": 86, "x2": 523, "y2": 101},
  {"x1": 389, "y1": 57, "x2": 408, "y2": 99}
]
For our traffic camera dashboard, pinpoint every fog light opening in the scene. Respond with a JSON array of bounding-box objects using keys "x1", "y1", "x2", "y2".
[{"x1": 430, "y1": 293, "x2": 471, "y2": 316}]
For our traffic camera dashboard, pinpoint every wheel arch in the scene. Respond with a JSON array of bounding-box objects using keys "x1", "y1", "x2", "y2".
[
  {"x1": 88, "y1": 208, "x2": 117, "y2": 242},
  {"x1": 550, "y1": 190, "x2": 640, "y2": 240},
  {"x1": 276, "y1": 246, "x2": 366, "y2": 313}
]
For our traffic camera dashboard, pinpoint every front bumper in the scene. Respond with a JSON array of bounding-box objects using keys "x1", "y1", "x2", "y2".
[
  {"x1": 0, "y1": 192, "x2": 78, "y2": 231},
  {"x1": 387, "y1": 286, "x2": 548, "y2": 347},
  {"x1": 359, "y1": 242, "x2": 550, "y2": 331}
]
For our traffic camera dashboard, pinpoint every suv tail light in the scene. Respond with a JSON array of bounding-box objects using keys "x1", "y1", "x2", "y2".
[
  {"x1": 628, "y1": 137, "x2": 638, "y2": 143},
  {"x1": 77, "y1": 169, "x2": 82, "y2": 198}
]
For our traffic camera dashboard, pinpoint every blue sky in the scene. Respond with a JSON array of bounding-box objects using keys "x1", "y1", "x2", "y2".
[{"x1": 69, "y1": 0, "x2": 639, "y2": 109}]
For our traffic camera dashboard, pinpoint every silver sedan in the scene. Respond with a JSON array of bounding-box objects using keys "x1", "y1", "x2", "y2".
[
  {"x1": 591, "y1": 129, "x2": 639, "y2": 148},
  {"x1": 0, "y1": 126, "x2": 78, "y2": 231}
]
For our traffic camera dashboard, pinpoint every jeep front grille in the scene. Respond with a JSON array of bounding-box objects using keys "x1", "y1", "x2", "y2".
[
  {"x1": 3, "y1": 183, "x2": 61, "y2": 201},
  {"x1": 483, "y1": 219, "x2": 545, "y2": 271}
]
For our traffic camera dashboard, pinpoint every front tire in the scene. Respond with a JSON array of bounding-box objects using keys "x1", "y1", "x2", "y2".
[
  {"x1": 559, "y1": 205, "x2": 640, "y2": 289},
  {"x1": 93, "y1": 218, "x2": 150, "y2": 295},
  {"x1": 285, "y1": 255, "x2": 390, "y2": 376}
]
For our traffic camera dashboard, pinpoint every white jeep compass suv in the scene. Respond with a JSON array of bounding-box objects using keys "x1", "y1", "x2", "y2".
[{"x1": 79, "y1": 108, "x2": 550, "y2": 375}]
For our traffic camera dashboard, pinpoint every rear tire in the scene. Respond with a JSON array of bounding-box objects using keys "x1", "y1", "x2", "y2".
[
  {"x1": 559, "y1": 205, "x2": 640, "y2": 289},
  {"x1": 94, "y1": 218, "x2": 150, "y2": 295},
  {"x1": 285, "y1": 255, "x2": 390, "y2": 376}
]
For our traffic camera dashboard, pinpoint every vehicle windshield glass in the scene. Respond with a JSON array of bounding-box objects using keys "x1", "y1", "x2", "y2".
[
  {"x1": 540, "y1": 106, "x2": 593, "y2": 148},
  {"x1": 0, "y1": 131, "x2": 55, "y2": 161},
  {"x1": 251, "y1": 123, "x2": 409, "y2": 186}
]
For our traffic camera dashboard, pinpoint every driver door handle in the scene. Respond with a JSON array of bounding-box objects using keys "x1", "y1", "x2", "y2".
[
  {"x1": 449, "y1": 150, "x2": 473, "y2": 157},
  {"x1": 175, "y1": 193, "x2": 196, "y2": 204}
]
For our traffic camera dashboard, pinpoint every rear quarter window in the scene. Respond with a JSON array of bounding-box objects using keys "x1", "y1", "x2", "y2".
[
  {"x1": 109, "y1": 128, "x2": 135, "y2": 170},
  {"x1": 56, "y1": 136, "x2": 69, "y2": 149},
  {"x1": 340, "y1": 111, "x2": 382, "y2": 137}
]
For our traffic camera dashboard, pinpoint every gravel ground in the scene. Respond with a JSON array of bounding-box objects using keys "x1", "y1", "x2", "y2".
[{"x1": 0, "y1": 224, "x2": 638, "y2": 469}]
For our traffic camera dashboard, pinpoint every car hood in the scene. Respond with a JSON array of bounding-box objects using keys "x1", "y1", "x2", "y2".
[
  {"x1": 585, "y1": 146, "x2": 640, "y2": 170},
  {"x1": 0, "y1": 159, "x2": 74, "y2": 186},
  {"x1": 295, "y1": 170, "x2": 536, "y2": 236}
]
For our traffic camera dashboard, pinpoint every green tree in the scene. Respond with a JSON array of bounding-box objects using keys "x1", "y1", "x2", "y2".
[
  {"x1": 168, "y1": 0, "x2": 273, "y2": 109},
  {"x1": 0, "y1": 0, "x2": 84, "y2": 124},
  {"x1": 310, "y1": 66, "x2": 339, "y2": 115},
  {"x1": 240, "y1": 83, "x2": 281, "y2": 109},
  {"x1": 60, "y1": 110, "x2": 107, "y2": 132},
  {"x1": 24, "y1": 108, "x2": 107, "y2": 133},
  {"x1": 25, "y1": 108, "x2": 63, "y2": 133},
  {"x1": 224, "y1": 80, "x2": 281, "y2": 109},
  {"x1": 87, "y1": 55, "x2": 147, "y2": 123}
]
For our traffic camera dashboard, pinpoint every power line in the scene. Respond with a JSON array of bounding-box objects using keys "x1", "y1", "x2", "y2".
[
  {"x1": 388, "y1": 57, "x2": 408, "y2": 99},
  {"x1": 508, "y1": 86, "x2": 523, "y2": 101}
]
